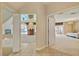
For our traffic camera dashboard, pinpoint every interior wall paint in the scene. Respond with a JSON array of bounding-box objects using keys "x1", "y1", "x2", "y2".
[
  {"x1": 63, "y1": 21, "x2": 79, "y2": 34},
  {"x1": 2, "y1": 17, "x2": 13, "y2": 34},
  {"x1": 48, "y1": 16, "x2": 55, "y2": 47},
  {"x1": 3, "y1": 8, "x2": 14, "y2": 23},
  {"x1": 1, "y1": 3, "x2": 15, "y2": 23},
  {"x1": 0, "y1": 3, "x2": 2, "y2": 56},
  {"x1": 36, "y1": 5, "x2": 47, "y2": 49},
  {"x1": 0, "y1": 6, "x2": 1, "y2": 35},
  {"x1": 13, "y1": 14, "x2": 21, "y2": 52},
  {"x1": 75, "y1": 21, "x2": 79, "y2": 32},
  {"x1": 0, "y1": 3, "x2": 16, "y2": 55},
  {"x1": 0, "y1": 3, "x2": 5, "y2": 56},
  {"x1": 64, "y1": 22, "x2": 73, "y2": 34}
]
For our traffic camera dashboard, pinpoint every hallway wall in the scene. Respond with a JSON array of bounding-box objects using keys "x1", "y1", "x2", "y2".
[
  {"x1": 0, "y1": 3, "x2": 15, "y2": 55},
  {"x1": 0, "y1": 3, "x2": 2, "y2": 56}
]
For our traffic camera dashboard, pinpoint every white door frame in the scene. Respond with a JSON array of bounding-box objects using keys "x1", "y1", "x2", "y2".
[
  {"x1": 48, "y1": 15, "x2": 55, "y2": 47},
  {"x1": 13, "y1": 13, "x2": 21, "y2": 52}
]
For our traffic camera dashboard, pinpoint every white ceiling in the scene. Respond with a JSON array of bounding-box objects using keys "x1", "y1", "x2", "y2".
[
  {"x1": 3, "y1": 2, "x2": 79, "y2": 22},
  {"x1": 4, "y1": 2, "x2": 79, "y2": 10},
  {"x1": 54, "y1": 7, "x2": 79, "y2": 22}
]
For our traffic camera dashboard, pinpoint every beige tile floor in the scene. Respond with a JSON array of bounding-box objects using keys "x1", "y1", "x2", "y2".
[
  {"x1": 10, "y1": 43, "x2": 36, "y2": 56},
  {"x1": 10, "y1": 43, "x2": 71, "y2": 56},
  {"x1": 36, "y1": 47, "x2": 71, "y2": 56},
  {"x1": 10, "y1": 34, "x2": 79, "y2": 56}
]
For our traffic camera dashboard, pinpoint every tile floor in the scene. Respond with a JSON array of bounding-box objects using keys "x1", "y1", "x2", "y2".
[
  {"x1": 10, "y1": 34, "x2": 79, "y2": 56},
  {"x1": 10, "y1": 43, "x2": 71, "y2": 56}
]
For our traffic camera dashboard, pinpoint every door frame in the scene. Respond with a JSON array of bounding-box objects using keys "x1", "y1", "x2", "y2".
[{"x1": 48, "y1": 15, "x2": 56, "y2": 47}]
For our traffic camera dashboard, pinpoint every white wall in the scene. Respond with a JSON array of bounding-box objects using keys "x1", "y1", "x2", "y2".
[
  {"x1": 2, "y1": 17, "x2": 13, "y2": 34},
  {"x1": 2, "y1": 17, "x2": 13, "y2": 48},
  {"x1": 13, "y1": 14, "x2": 21, "y2": 52},
  {"x1": 36, "y1": 5, "x2": 47, "y2": 49},
  {"x1": 3, "y1": 8, "x2": 14, "y2": 23},
  {"x1": 0, "y1": 3, "x2": 15, "y2": 55},
  {"x1": 0, "y1": 3, "x2": 2, "y2": 56}
]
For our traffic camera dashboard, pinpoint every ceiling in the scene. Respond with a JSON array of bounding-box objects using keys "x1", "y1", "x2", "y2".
[
  {"x1": 54, "y1": 7, "x2": 79, "y2": 22},
  {"x1": 4, "y1": 2, "x2": 79, "y2": 10},
  {"x1": 2, "y1": 2, "x2": 79, "y2": 22}
]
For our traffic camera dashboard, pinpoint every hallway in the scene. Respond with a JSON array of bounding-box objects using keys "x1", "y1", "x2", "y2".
[
  {"x1": 1, "y1": 2, "x2": 79, "y2": 56},
  {"x1": 10, "y1": 34, "x2": 79, "y2": 56}
]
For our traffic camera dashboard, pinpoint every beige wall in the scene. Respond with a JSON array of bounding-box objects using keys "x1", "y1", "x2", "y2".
[
  {"x1": 75, "y1": 21, "x2": 79, "y2": 32},
  {"x1": 0, "y1": 5, "x2": 1, "y2": 35},
  {"x1": 0, "y1": 3, "x2": 15, "y2": 56},
  {"x1": 64, "y1": 21, "x2": 79, "y2": 34},
  {"x1": 0, "y1": 3, "x2": 1, "y2": 31},
  {"x1": 0, "y1": 3, "x2": 3, "y2": 56},
  {"x1": 64, "y1": 22, "x2": 73, "y2": 34},
  {"x1": 36, "y1": 5, "x2": 47, "y2": 49},
  {"x1": 48, "y1": 16, "x2": 55, "y2": 47},
  {"x1": 13, "y1": 14, "x2": 21, "y2": 52}
]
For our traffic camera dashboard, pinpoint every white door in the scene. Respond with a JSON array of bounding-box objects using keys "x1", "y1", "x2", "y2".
[{"x1": 48, "y1": 16, "x2": 55, "y2": 47}]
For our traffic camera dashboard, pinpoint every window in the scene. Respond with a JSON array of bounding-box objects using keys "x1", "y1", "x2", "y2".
[
  {"x1": 55, "y1": 25, "x2": 64, "y2": 34},
  {"x1": 21, "y1": 14, "x2": 36, "y2": 35},
  {"x1": 21, "y1": 14, "x2": 29, "y2": 22},
  {"x1": 21, "y1": 23, "x2": 27, "y2": 34}
]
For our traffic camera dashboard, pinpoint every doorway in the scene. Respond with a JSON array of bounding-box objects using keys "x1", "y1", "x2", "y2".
[
  {"x1": 20, "y1": 14, "x2": 37, "y2": 55},
  {"x1": 48, "y1": 16, "x2": 55, "y2": 47}
]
